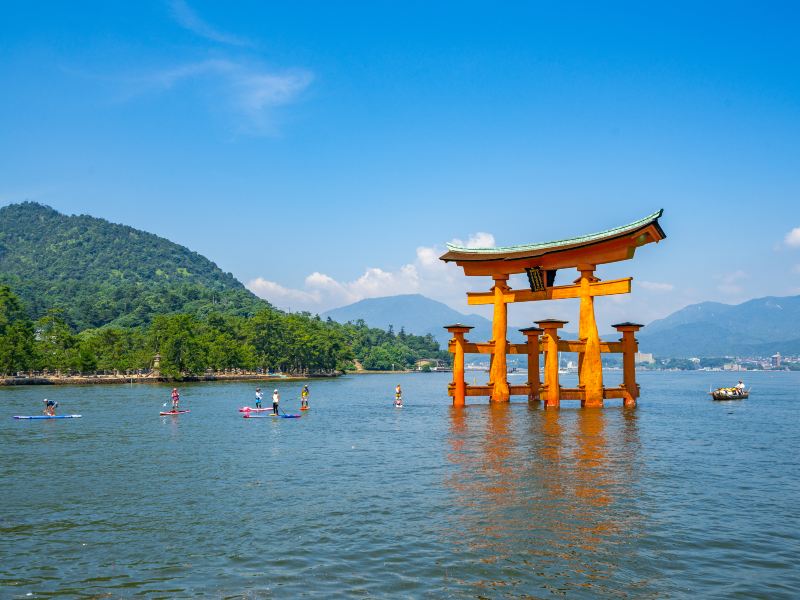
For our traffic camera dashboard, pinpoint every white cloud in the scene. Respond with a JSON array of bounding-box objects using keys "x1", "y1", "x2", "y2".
[
  {"x1": 715, "y1": 270, "x2": 747, "y2": 295},
  {"x1": 639, "y1": 281, "x2": 675, "y2": 292},
  {"x1": 247, "y1": 278, "x2": 321, "y2": 308},
  {"x1": 785, "y1": 228, "x2": 800, "y2": 248},
  {"x1": 449, "y1": 232, "x2": 496, "y2": 248},
  {"x1": 170, "y1": 0, "x2": 251, "y2": 47},
  {"x1": 247, "y1": 234, "x2": 488, "y2": 313}
]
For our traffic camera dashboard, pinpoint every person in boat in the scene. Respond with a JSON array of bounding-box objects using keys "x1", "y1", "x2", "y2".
[
  {"x1": 301, "y1": 385, "x2": 309, "y2": 409},
  {"x1": 42, "y1": 398, "x2": 58, "y2": 416},
  {"x1": 394, "y1": 384, "x2": 403, "y2": 407},
  {"x1": 735, "y1": 380, "x2": 745, "y2": 393},
  {"x1": 255, "y1": 388, "x2": 263, "y2": 409},
  {"x1": 272, "y1": 389, "x2": 280, "y2": 415},
  {"x1": 171, "y1": 388, "x2": 180, "y2": 412}
]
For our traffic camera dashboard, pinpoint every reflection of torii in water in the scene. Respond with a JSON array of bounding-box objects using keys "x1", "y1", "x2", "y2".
[{"x1": 444, "y1": 407, "x2": 647, "y2": 594}]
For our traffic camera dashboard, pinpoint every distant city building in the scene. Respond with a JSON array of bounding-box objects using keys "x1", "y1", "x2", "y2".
[
  {"x1": 635, "y1": 352, "x2": 655, "y2": 364},
  {"x1": 771, "y1": 352, "x2": 782, "y2": 368}
]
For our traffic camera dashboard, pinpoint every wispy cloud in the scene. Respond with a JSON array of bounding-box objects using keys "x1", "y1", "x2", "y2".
[
  {"x1": 139, "y1": 58, "x2": 312, "y2": 133},
  {"x1": 170, "y1": 0, "x2": 251, "y2": 47},
  {"x1": 785, "y1": 227, "x2": 800, "y2": 248},
  {"x1": 640, "y1": 281, "x2": 675, "y2": 292}
]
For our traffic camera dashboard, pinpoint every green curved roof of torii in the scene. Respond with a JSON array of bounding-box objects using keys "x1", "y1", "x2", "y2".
[{"x1": 441, "y1": 209, "x2": 665, "y2": 262}]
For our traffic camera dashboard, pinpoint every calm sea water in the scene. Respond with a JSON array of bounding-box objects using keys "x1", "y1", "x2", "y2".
[{"x1": 1, "y1": 371, "x2": 799, "y2": 598}]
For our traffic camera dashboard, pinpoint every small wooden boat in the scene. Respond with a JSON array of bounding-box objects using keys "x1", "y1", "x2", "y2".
[{"x1": 710, "y1": 387, "x2": 749, "y2": 401}]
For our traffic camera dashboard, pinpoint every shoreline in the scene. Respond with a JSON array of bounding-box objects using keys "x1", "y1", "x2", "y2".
[
  {"x1": 0, "y1": 372, "x2": 338, "y2": 386},
  {"x1": 345, "y1": 369, "x2": 415, "y2": 375}
]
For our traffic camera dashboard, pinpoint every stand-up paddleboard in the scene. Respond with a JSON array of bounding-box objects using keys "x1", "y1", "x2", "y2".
[
  {"x1": 300, "y1": 406, "x2": 310, "y2": 411},
  {"x1": 243, "y1": 413, "x2": 301, "y2": 419},
  {"x1": 160, "y1": 410, "x2": 190, "y2": 416},
  {"x1": 13, "y1": 415, "x2": 82, "y2": 420},
  {"x1": 239, "y1": 407, "x2": 271, "y2": 412}
]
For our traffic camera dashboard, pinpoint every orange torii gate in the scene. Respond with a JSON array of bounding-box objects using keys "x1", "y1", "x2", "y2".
[{"x1": 441, "y1": 210, "x2": 666, "y2": 408}]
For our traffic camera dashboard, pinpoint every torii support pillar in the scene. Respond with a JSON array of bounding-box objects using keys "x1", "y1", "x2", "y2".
[
  {"x1": 445, "y1": 324, "x2": 474, "y2": 407},
  {"x1": 613, "y1": 322, "x2": 643, "y2": 407},
  {"x1": 489, "y1": 275, "x2": 511, "y2": 402},
  {"x1": 577, "y1": 264, "x2": 604, "y2": 407},
  {"x1": 537, "y1": 319, "x2": 567, "y2": 408},
  {"x1": 519, "y1": 327, "x2": 543, "y2": 403}
]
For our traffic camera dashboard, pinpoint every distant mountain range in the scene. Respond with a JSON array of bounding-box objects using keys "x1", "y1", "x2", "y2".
[
  {"x1": 638, "y1": 295, "x2": 800, "y2": 357},
  {"x1": 323, "y1": 292, "x2": 800, "y2": 358},
  {"x1": 322, "y1": 294, "x2": 505, "y2": 348}
]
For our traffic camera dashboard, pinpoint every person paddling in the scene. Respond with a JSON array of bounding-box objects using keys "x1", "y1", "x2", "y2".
[
  {"x1": 171, "y1": 388, "x2": 180, "y2": 412},
  {"x1": 272, "y1": 389, "x2": 280, "y2": 415},
  {"x1": 255, "y1": 387, "x2": 263, "y2": 409},
  {"x1": 301, "y1": 385, "x2": 309, "y2": 409},
  {"x1": 42, "y1": 398, "x2": 58, "y2": 416},
  {"x1": 394, "y1": 384, "x2": 403, "y2": 407}
]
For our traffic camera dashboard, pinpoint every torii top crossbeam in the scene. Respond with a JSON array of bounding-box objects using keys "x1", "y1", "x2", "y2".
[{"x1": 439, "y1": 210, "x2": 666, "y2": 276}]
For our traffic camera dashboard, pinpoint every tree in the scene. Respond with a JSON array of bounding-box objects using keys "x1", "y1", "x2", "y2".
[
  {"x1": 149, "y1": 314, "x2": 206, "y2": 377},
  {"x1": 0, "y1": 286, "x2": 36, "y2": 374},
  {"x1": 34, "y1": 309, "x2": 77, "y2": 372}
]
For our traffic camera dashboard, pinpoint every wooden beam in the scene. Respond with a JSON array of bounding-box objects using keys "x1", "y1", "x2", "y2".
[
  {"x1": 466, "y1": 277, "x2": 632, "y2": 305},
  {"x1": 558, "y1": 340, "x2": 624, "y2": 354},
  {"x1": 451, "y1": 340, "x2": 625, "y2": 354},
  {"x1": 447, "y1": 383, "x2": 638, "y2": 399},
  {"x1": 451, "y1": 342, "x2": 530, "y2": 355}
]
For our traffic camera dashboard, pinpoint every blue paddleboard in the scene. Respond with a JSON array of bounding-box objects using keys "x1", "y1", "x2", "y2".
[
  {"x1": 13, "y1": 415, "x2": 82, "y2": 420},
  {"x1": 244, "y1": 414, "x2": 301, "y2": 419}
]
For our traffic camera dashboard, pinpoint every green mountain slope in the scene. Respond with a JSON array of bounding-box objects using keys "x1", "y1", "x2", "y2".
[{"x1": 0, "y1": 202, "x2": 266, "y2": 329}]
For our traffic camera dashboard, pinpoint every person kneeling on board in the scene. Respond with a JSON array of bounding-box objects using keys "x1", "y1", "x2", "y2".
[
  {"x1": 272, "y1": 389, "x2": 280, "y2": 415},
  {"x1": 42, "y1": 398, "x2": 58, "y2": 416}
]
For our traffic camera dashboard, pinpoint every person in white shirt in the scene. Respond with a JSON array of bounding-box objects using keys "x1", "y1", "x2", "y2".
[
  {"x1": 255, "y1": 388, "x2": 263, "y2": 409},
  {"x1": 272, "y1": 389, "x2": 280, "y2": 415},
  {"x1": 735, "y1": 380, "x2": 745, "y2": 392}
]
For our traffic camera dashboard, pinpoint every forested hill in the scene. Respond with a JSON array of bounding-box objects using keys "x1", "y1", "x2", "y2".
[
  {"x1": 0, "y1": 202, "x2": 450, "y2": 376},
  {"x1": 0, "y1": 202, "x2": 265, "y2": 329}
]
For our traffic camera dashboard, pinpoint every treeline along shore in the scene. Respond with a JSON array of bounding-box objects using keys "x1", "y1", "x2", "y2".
[{"x1": 0, "y1": 284, "x2": 450, "y2": 381}]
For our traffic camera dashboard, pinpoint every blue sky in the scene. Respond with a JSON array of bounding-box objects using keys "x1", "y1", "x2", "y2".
[{"x1": 2, "y1": 1, "x2": 800, "y2": 328}]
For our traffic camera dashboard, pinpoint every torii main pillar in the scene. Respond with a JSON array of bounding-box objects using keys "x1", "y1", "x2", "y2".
[
  {"x1": 489, "y1": 275, "x2": 510, "y2": 402},
  {"x1": 577, "y1": 264, "x2": 604, "y2": 407}
]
